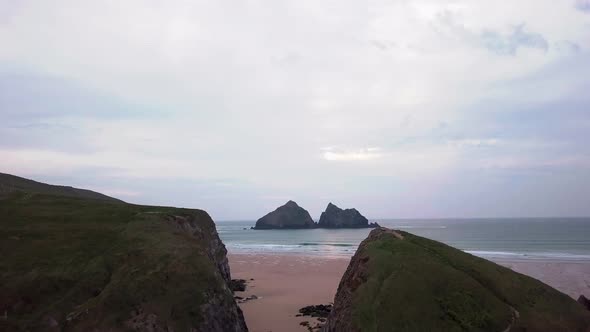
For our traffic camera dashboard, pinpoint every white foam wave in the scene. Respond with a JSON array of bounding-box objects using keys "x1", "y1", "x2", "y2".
[{"x1": 466, "y1": 250, "x2": 590, "y2": 261}]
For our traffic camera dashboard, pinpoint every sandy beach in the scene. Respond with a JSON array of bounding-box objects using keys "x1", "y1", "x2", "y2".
[
  {"x1": 229, "y1": 254, "x2": 349, "y2": 332},
  {"x1": 229, "y1": 253, "x2": 590, "y2": 332}
]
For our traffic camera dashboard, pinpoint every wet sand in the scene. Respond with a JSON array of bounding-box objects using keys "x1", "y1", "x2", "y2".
[{"x1": 229, "y1": 254, "x2": 590, "y2": 332}]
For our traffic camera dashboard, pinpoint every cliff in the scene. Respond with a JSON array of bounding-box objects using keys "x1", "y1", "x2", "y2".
[
  {"x1": 0, "y1": 174, "x2": 247, "y2": 332},
  {"x1": 324, "y1": 227, "x2": 590, "y2": 332},
  {"x1": 253, "y1": 200, "x2": 316, "y2": 229},
  {"x1": 318, "y1": 203, "x2": 377, "y2": 229}
]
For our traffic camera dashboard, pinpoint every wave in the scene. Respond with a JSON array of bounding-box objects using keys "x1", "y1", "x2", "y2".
[
  {"x1": 466, "y1": 250, "x2": 590, "y2": 261},
  {"x1": 299, "y1": 242, "x2": 355, "y2": 247},
  {"x1": 226, "y1": 244, "x2": 590, "y2": 261}
]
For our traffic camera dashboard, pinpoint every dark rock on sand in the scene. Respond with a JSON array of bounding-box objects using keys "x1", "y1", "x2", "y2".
[
  {"x1": 323, "y1": 227, "x2": 590, "y2": 332},
  {"x1": 300, "y1": 320, "x2": 322, "y2": 332},
  {"x1": 579, "y1": 295, "x2": 590, "y2": 311},
  {"x1": 230, "y1": 279, "x2": 247, "y2": 292},
  {"x1": 253, "y1": 200, "x2": 315, "y2": 229},
  {"x1": 318, "y1": 203, "x2": 378, "y2": 228},
  {"x1": 298, "y1": 304, "x2": 332, "y2": 318}
]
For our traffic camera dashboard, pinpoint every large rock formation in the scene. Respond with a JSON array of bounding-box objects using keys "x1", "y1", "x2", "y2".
[
  {"x1": 317, "y1": 203, "x2": 378, "y2": 228},
  {"x1": 253, "y1": 200, "x2": 316, "y2": 229},
  {"x1": 324, "y1": 227, "x2": 590, "y2": 332},
  {"x1": 0, "y1": 173, "x2": 247, "y2": 332}
]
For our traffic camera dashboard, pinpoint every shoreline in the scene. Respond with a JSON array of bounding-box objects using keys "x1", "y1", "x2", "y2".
[
  {"x1": 228, "y1": 250, "x2": 590, "y2": 263},
  {"x1": 229, "y1": 252, "x2": 590, "y2": 332}
]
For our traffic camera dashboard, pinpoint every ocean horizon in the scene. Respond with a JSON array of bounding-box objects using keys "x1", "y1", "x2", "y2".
[{"x1": 217, "y1": 218, "x2": 590, "y2": 261}]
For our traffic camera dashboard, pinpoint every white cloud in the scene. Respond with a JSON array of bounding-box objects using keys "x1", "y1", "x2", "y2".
[
  {"x1": 321, "y1": 147, "x2": 384, "y2": 161},
  {"x1": 448, "y1": 139, "x2": 501, "y2": 148},
  {"x1": 478, "y1": 155, "x2": 590, "y2": 170}
]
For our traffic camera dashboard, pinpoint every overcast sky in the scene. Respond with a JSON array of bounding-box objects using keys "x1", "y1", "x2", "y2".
[{"x1": 1, "y1": 0, "x2": 590, "y2": 220}]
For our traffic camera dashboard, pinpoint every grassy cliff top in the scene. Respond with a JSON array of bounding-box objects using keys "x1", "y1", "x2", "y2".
[
  {"x1": 327, "y1": 228, "x2": 590, "y2": 332},
  {"x1": 0, "y1": 175, "x2": 244, "y2": 331}
]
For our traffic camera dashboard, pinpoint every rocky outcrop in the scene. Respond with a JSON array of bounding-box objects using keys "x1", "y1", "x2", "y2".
[
  {"x1": 323, "y1": 227, "x2": 590, "y2": 332},
  {"x1": 317, "y1": 203, "x2": 378, "y2": 229},
  {"x1": 253, "y1": 200, "x2": 316, "y2": 229}
]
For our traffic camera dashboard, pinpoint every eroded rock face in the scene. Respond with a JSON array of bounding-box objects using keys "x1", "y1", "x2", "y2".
[
  {"x1": 579, "y1": 295, "x2": 590, "y2": 311},
  {"x1": 318, "y1": 203, "x2": 377, "y2": 228},
  {"x1": 253, "y1": 200, "x2": 316, "y2": 229},
  {"x1": 167, "y1": 214, "x2": 248, "y2": 332},
  {"x1": 323, "y1": 227, "x2": 590, "y2": 332}
]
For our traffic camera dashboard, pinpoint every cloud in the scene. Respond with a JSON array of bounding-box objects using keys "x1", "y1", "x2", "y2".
[
  {"x1": 480, "y1": 24, "x2": 549, "y2": 55},
  {"x1": 434, "y1": 12, "x2": 550, "y2": 56},
  {"x1": 477, "y1": 155, "x2": 590, "y2": 171},
  {"x1": 448, "y1": 139, "x2": 501, "y2": 148},
  {"x1": 1, "y1": 0, "x2": 590, "y2": 218},
  {"x1": 321, "y1": 147, "x2": 384, "y2": 161},
  {"x1": 553, "y1": 40, "x2": 581, "y2": 53},
  {"x1": 575, "y1": 0, "x2": 590, "y2": 12}
]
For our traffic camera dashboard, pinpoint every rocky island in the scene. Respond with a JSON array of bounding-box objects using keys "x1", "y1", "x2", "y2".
[
  {"x1": 0, "y1": 173, "x2": 248, "y2": 332},
  {"x1": 318, "y1": 202, "x2": 379, "y2": 228},
  {"x1": 323, "y1": 227, "x2": 590, "y2": 332},
  {"x1": 253, "y1": 201, "x2": 378, "y2": 229},
  {"x1": 253, "y1": 200, "x2": 316, "y2": 229}
]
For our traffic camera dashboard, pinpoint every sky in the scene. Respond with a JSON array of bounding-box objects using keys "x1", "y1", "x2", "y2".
[{"x1": 1, "y1": 0, "x2": 590, "y2": 220}]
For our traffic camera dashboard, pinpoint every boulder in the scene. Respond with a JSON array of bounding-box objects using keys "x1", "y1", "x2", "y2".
[
  {"x1": 253, "y1": 200, "x2": 316, "y2": 229},
  {"x1": 298, "y1": 304, "x2": 332, "y2": 318},
  {"x1": 229, "y1": 279, "x2": 247, "y2": 292}
]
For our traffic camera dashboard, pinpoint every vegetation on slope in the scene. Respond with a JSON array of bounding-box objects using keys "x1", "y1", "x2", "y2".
[
  {"x1": 0, "y1": 176, "x2": 246, "y2": 331},
  {"x1": 0, "y1": 173, "x2": 121, "y2": 202},
  {"x1": 325, "y1": 228, "x2": 590, "y2": 332}
]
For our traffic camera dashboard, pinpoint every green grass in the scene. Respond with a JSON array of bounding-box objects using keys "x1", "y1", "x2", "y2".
[
  {"x1": 0, "y1": 191, "x2": 231, "y2": 331},
  {"x1": 348, "y1": 230, "x2": 590, "y2": 332},
  {"x1": 0, "y1": 172, "x2": 121, "y2": 202}
]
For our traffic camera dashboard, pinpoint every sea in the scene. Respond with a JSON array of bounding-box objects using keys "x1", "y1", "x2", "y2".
[{"x1": 217, "y1": 218, "x2": 590, "y2": 262}]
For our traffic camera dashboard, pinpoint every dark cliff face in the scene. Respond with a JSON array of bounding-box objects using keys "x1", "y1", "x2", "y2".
[
  {"x1": 324, "y1": 227, "x2": 590, "y2": 332},
  {"x1": 579, "y1": 295, "x2": 590, "y2": 311},
  {"x1": 317, "y1": 203, "x2": 372, "y2": 228},
  {"x1": 253, "y1": 200, "x2": 316, "y2": 229},
  {"x1": 167, "y1": 214, "x2": 248, "y2": 332},
  {"x1": 0, "y1": 174, "x2": 248, "y2": 332}
]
